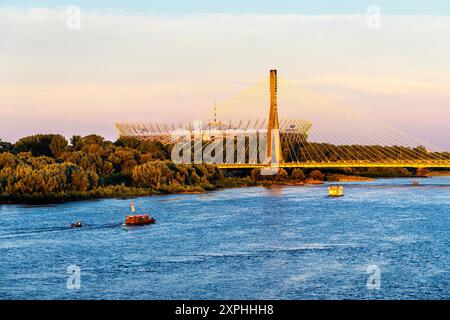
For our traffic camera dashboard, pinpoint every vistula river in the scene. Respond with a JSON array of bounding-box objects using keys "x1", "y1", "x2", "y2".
[{"x1": 0, "y1": 177, "x2": 449, "y2": 300}]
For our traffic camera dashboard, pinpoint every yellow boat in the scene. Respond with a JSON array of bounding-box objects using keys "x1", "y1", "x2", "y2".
[{"x1": 328, "y1": 185, "x2": 344, "y2": 197}]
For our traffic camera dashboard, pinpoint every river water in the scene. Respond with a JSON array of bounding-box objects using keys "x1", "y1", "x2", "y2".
[{"x1": 0, "y1": 177, "x2": 449, "y2": 299}]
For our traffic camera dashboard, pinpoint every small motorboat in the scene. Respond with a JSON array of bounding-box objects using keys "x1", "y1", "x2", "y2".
[
  {"x1": 124, "y1": 202, "x2": 156, "y2": 226},
  {"x1": 71, "y1": 221, "x2": 82, "y2": 228},
  {"x1": 328, "y1": 185, "x2": 344, "y2": 197}
]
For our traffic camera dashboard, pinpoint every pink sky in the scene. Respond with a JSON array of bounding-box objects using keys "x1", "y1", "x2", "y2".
[{"x1": 1, "y1": 8, "x2": 449, "y2": 149}]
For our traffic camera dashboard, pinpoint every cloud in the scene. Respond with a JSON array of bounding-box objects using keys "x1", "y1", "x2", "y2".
[{"x1": 0, "y1": 7, "x2": 449, "y2": 147}]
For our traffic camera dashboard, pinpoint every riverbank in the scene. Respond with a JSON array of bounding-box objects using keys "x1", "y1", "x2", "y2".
[
  {"x1": 2, "y1": 134, "x2": 447, "y2": 204},
  {"x1": 427, "y1": 171, "x2": 450, "y2": 176},
  {"x1": 327, "y1": 174, "x2": 375, "y2": 182},
  {"x1": 0, "y1": 176, "x2": 326, "y2": 204},
  {"x1": 1, "y1": 168, "x2": 446, "y2": 205},
  {"x1": 0, "y1": 177, "x2": 251, "y2": 204}
]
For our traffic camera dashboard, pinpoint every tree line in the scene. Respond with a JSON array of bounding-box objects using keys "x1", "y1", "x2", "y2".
[
  {"x1": 0, "y1": 135, "x2": 232, "y2": 202},
  {"x1": 0, "y1": 134, "x2": 437, "y2": 203}
]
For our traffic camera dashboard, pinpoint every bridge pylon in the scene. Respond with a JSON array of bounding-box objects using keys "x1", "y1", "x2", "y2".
[{"x1": 267, "y1": 69, "x2": 283, "y2": 164}]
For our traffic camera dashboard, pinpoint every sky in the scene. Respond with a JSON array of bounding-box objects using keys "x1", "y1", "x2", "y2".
[
  {"x1": 3, "y1": 0, "x2": 450, "y2": 15},
  {"x1": 0, "y1": 1, "x2": 449, "y2": 149}
]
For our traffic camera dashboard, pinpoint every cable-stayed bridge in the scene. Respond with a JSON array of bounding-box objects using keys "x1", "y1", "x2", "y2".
[{"x1": 116, "y1": 70, "x2": 450, "y2": 170}]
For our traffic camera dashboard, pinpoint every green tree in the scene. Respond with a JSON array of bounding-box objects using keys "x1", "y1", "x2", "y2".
[
  {"x1": 250, "y1": 168, "x2": 260, "y2": 182},
  {"x1": 70, "y1": 135, "x2": 83, "y2": 151},
  {"x1": 291, "y1": 168, "x2": 305, "y2": 180},
  {"x1": 0, "y1": 139, "x2": 12, "y2": 153},
  {"x1": 13, "y1": 134, "x2": 67, "y2": 158},
  {"x1": 82, "y1": 134, "x2": 106, "y2": 147},
  {"x1": 114, "y1": 136, "x2": 141, "y2": 149},
  {"x1": 49, "y1": 135, "x2": 68, "y2": 158},
  {"x1": 276, "y1": 168, "x2": 288, "y2": 180},
  {"x1": 132, "y1": 161, "x2": 174, "y2": 190},
  {"x1": 309, "y1": 170, "x2": 325, "y2": 181},
  {"x1": 417, "y1": 168, "x2": 427, "y2": 177},
  {"x1": 0, "y1": 152, "x2": 16, "y2": 170}
]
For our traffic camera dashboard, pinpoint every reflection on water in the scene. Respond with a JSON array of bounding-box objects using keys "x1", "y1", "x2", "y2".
[
  {"x1": 0, "y1": 177, "x2": 449, "y2": 299},
  {"x1": 264, "y1": 185, "x2": 285, "y2": 197}
]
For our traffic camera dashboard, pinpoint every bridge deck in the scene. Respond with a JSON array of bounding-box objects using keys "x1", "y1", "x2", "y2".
[{"x1": 217, "y1": 161, "x2": 450, "y2": 169}]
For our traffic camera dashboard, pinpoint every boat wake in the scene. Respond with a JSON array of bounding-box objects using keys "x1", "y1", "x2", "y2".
[{"x1": 0, "y1": 222, "x2": 124, "y2": 239}]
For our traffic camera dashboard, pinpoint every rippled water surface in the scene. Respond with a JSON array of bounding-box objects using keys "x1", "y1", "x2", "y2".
[{"x1": 0, "y1": 177, "x2": 449, "y2": 299}]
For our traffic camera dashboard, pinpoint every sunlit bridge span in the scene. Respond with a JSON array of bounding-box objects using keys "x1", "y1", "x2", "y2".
[{"x1": 116, "y1": 70, "x2": 450, "y2": 169}]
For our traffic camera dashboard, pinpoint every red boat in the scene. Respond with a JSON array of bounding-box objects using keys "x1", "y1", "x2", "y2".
[
  {"x1": 124, "y1": 202, "x2": 156, "y2": 226},
  {"x1": 124, "y1": 214, "x2": 155, "y2": 226}
]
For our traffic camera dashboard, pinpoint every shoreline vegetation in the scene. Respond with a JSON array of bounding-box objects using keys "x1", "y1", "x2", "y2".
[
  {"x1": 326, "y1": 174, "x2": 375, "y2": 182},
  {"x1": 0, "y1": 134, "x2": 449, "y2": 204},
  {"x1": 426, "y1": 171, "x2": 450, "y2": 176}
]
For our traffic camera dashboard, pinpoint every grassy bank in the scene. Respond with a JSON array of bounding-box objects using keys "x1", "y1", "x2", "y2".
[{"x1": 0, "y1": 178, "x2": 257, "y2": 204}]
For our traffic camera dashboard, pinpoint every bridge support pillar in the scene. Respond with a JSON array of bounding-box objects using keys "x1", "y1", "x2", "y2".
[{"x1": 267, "y1": 69, "x2": 283, "y2": 165}]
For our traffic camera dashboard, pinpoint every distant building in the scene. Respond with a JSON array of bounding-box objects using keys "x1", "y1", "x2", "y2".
[
  {"x1": 115, "y1": 118, "x2": 312, "y2": 145},
  {"x1": 116, "y1": 70, "x2": 312, "y2": 148}
]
